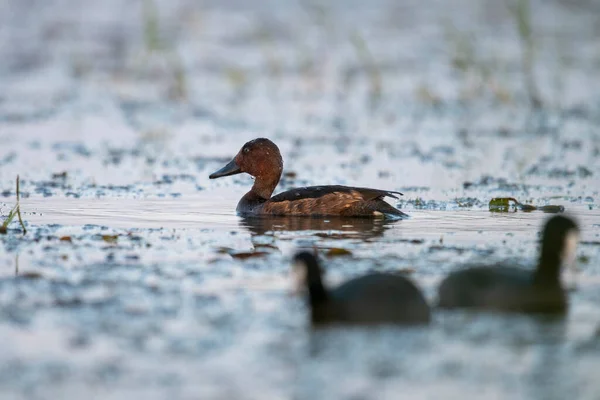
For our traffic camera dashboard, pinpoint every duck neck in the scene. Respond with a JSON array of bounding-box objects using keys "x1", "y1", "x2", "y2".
[
  {"x1": 533, "y1": 245, "x2": 562, "y2": 285},
  {"x1": 249, "y1": 173, "x2": 280, "y2": 200},
  {"x1": 308, "y1": 280, "x2": 328, "y2": 307}
]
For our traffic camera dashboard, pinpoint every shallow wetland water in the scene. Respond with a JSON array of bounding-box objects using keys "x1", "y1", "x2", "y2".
[{"x1": 2, "y1": 0, "x2": 600, "y2": 399}]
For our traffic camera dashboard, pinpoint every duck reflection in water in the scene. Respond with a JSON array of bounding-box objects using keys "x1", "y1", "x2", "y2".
[{"x1": 239, "y1": 215, "x2": 398, "y2": 241}]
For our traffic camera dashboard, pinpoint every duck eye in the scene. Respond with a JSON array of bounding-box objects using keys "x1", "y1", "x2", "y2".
[{"x1": 243, "y1": 147, "x2": 250, "y2": 154}]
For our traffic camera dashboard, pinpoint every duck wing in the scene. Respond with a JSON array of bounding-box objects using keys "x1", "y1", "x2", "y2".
[
  {"x1": 270, "y1": 185, "x2": 403, "y2": 202},
  {"x1": 262, "y1": 186, "x2": 406, "y2": 218}
]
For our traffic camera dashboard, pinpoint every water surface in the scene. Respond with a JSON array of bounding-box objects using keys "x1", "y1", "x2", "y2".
[{"x1": 2, "y1": 0, "x2": 600, "y2": 399}]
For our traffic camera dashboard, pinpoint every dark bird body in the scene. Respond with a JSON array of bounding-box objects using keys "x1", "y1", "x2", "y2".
[
  {"x1": 438, "y1": 266, "x2": 567, "y2": 313},
  {"x1": 293, "y1": 252, "x2": 430, "y2": 326},
  {"x1": 209, "y1": 138, "x2": 407, "y2": 219},
  {"x1": 437, "y1": 215, "x2": 579, "y2": 314}
]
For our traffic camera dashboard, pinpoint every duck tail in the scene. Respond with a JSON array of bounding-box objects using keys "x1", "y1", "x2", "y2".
[{"x1": 376, "y1": 201, "x2": 409, "y2": 220}]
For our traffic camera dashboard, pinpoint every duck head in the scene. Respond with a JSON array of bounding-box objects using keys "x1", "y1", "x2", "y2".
[{"x1": 209, "y1": 138, "x2": 284, "y2": 199}]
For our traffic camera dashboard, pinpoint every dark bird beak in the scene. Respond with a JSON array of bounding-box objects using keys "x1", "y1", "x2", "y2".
[{"x1": 209, "y1": 159, "x2": 242, "y2": 179}]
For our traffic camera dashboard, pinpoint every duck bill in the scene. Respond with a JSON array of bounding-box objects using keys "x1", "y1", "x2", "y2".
[{"x1": 209, "y1": 159, "x2": 242, "y2": 179}]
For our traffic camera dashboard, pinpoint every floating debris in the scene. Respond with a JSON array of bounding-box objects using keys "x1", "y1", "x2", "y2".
[
  {"x1": 229, "y1": 251, "x2": 270, "y2": 260},
  {"x1": 488, "y1": 197, "x2": 565, "y2": 213},
  {"x1": 19, "y1": 271, "x2": 43, "y2": 279},
  {"x1": 215, "y1": 246, "x2": 271, "y2": 259},
  {"x1": 52, "y1": 171, "x2": 68, "y2": 179},
  {"x1": 325, "y1": 248, "x2": 353, "y2": 257},
  {"x1": 101, "y1": 234, "x2": 119, "y2": 243}
]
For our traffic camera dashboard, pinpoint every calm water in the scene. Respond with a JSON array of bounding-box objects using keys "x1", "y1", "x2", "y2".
[
  {"x1": 2, "y1": 196, "x2": 599, "y2": 400},
  {"x1": 2, "y1": 0, "x2": 600, "y2": 399}
]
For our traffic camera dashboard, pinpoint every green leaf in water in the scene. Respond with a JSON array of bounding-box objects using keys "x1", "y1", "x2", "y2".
[
  {"x1": 519, "y1": 203, "x2": 538, "y2": 212},
  {"x1": 488, "y1": 197, "x2": 564, "y2": 213},
  {"x1": 489, "y1": 197, "x2": 516, "y2": 212},
  {"x1": 326, "y1": 248, "x2": 353, "y2": 257},
  {"x1": 537, "y1": 205, "x2": 565, "y2": 213}
]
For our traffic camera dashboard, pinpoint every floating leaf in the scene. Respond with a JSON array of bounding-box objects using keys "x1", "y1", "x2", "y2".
[
  {"x1": 19, "y1": 271, "x2": 43, "y2": 279},
  {"x1": 215, "y1": 246, "x2": 271, "y2": 260},
  {"x1": 102, "y1": 235, "x2": 119, "y2": 243},
  {"x1": 230, "y1": 251, "x2": 269, "y2": 260},
  {"x1": 489, "y1": 197, "x2": 515, "y2": 212},
  {"x1": 326, "y1": 248, "x2": 353, "y2": 257},
  {"x1": 537, "y1": 205, "x2": 565, "y2": 213},
  {"x1": 59, "y1": 236, "x2": 73, "y2": 243},
  {"x1": 253, "y1": 243, "x2": 279, "y2": 250},
  {"x1": 488, "y1": 197, "x2": 564, "y2": 213},
  {"x1": 215, "y1": 246, "x2": 235, "y2": 254},
  {"x1": 519, "y1": 203, "x2": 537, "y2": 212},
  {"x1": 52, "y1": 171, "x2": 68, "y2": 179}
]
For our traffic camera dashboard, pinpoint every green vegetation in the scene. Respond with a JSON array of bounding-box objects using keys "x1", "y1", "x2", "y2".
[
  {"x1": 141, "y1": 0, "x2": 188, "y2": 101},
  {"x1": 489, "y1": 197, "x2": 564, "y2": 213},
  {"x1": 143, "y1": 0, "x2": 162, "y2": 52},
  {"x1": 509, "y1": 0, "x2": 542, "y2": 108},
  {"x1": 350, "y1": 31, "x2": 382, "y2": 105},
  {"x1": 443, "y1": 0, "x2": 546, "y2": 107},
  {"x1": 445, "y1": 24, "x2": 512, "y2": 104},
  {"x1": 0, "y1": 176, "x2": 26, "y2": 234}
]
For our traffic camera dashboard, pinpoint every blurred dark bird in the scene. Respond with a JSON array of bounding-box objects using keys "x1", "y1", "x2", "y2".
[
  {"x1": 292, "y1": 251, "x2": 430, "y2": 326},
  {"x1": 209, "y1": 138, "x2": 407, "y2": 219},
  {"x1": 437, "y1": 215, "x2": 579, "y2": 314}
]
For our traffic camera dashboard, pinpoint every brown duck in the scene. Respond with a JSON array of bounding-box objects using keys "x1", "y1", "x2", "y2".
[{"x1": 209, "y1": 138, "x2": 408, "y2": 218}]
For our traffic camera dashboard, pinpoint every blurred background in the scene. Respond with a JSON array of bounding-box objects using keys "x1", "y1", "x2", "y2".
[
  {"x1": 1, "y1": 1, "x2": 600, "y2": 399},
  {"x1": 1, "y1": 0, "x2": 599, "y2": 194}
]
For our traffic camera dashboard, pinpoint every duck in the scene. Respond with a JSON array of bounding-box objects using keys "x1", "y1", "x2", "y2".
[
  {"x1": 209, "y1": 138, "x2": 408, "y2": 218},
  {"x1": 292, "y1": 251, "x2": 431, "y2": 326},
  {"x1": 437, "y1": 215, "x2": 579, "y2": 314}
]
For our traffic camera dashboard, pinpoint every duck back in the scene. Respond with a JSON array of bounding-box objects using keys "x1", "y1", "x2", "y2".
[{"x1": 251, "y1": 186, "x2": 407, "y2": 218}]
